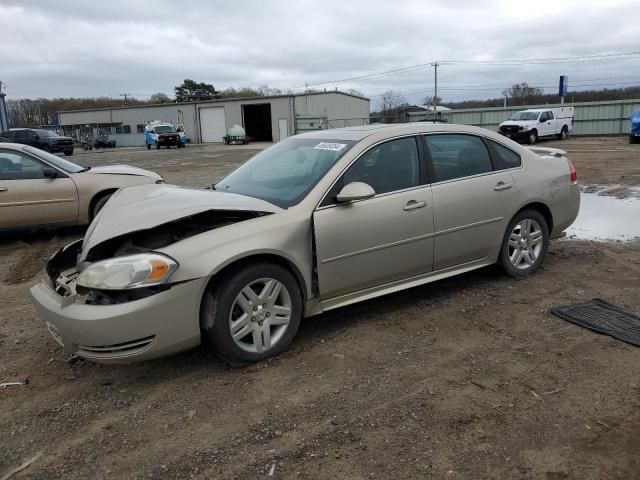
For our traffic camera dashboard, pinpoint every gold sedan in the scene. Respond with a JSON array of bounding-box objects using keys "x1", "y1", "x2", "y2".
[{"x1": 0, "y1": 142, "x2": 163, "y2": 230}]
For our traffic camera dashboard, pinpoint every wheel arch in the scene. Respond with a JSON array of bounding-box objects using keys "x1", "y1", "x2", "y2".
[
  {"x1": 89, "y1": 188, "x2": 118, "y2": 220},
  {"x1": 514, "y1": 201, "x2": 553, "y2": 232},
  {"x1": 201, "y1": 252, "x2": 309, "y2": 304}
]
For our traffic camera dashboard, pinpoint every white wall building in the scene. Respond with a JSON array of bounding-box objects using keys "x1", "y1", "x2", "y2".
[{"x1": 57, "y1": 91, "x2": 370, "y2": 147}]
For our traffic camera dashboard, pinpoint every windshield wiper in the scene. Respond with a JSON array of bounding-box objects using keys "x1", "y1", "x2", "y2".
[{"x1": 81, "y1": 166, "x2": 91, "y2": 172}]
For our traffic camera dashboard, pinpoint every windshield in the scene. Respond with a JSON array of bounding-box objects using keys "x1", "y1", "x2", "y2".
[
  {"x1": 36, "y1": 130, "x2": 60, "y2": 137},
  {"x1": 24, "y1": 146, "x2": 85, "y2": 173},
  {"x1": 216, "y1": 138, "x2": 356, "y2": 208},
  {"x1": 509, "y1": 112, "x2": 539, "y2": 121},
  {"x1": 154, "y1": 125, "x2": 176, "y2": 134}
]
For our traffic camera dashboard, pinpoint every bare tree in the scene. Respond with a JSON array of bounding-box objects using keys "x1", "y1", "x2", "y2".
[
  {"x1": 423, "y1": 95, "x2": 442, "y2": 106},
  {"x1": 502, "y1": 83, "x2": 544, "y2": 106},
  {"x1": 379, "y1": 90, "x2": 406, "y2": 123}
]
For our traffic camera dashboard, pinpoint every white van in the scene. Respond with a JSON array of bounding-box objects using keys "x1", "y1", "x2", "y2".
[{"x1": 499, "y1": 107, "x2": 574, "y2": 144}]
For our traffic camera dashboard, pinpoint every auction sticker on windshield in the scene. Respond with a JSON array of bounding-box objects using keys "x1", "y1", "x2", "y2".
[{"x1": 313, "y1": 142, "x2": 347, "y2": 151}]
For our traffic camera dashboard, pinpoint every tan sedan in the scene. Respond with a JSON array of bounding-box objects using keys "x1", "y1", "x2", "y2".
[
  {"x1": 32, "y1": 124, "x2": 580, "y2": 365},
  {"x1": 0, "y1": 143, "x2": 162, "y2": 230}
]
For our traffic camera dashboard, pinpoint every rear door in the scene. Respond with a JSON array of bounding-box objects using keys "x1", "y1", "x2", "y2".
[
  {"x1": 314, "y1": 136, "x2": 434, "y2": 299},
  {"x1": 423, "y1": 134, "x2": 518, "y2": 270},
  {"x1": 0, "y1": 149, "x2": 78, "y2": 228}
]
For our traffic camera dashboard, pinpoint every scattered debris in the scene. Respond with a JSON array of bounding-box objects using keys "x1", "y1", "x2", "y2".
[
  {"x1": 0, "y1": 378, "x2": 28, "y2": 388},
  {"x1": 470, "y1": 380, "x2": 486, "y2": 390},
  {"x1": 0, "y1": 452, "x2": 42, "y2": 480},
  {"x1": 48, "y1": 354, "x2": 80, "y2": 364},
  {"x1": 268, "y1": 462, "x2": 276, "y2": 476},
  {"x1": 541, "y1": 388, "x2": 563, "y2": 396},
  {"x1": 530, "y1": 390, "x2": 540, "y2": 399}
]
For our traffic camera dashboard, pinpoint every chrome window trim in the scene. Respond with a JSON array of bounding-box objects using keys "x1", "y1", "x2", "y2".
[{"x1": 421, "y1": 132, "x2": 524, "y2": 186}]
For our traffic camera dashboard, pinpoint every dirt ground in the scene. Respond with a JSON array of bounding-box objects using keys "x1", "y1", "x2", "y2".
[{"x1": 1, "y1": 136, "x2": 639, "y2": 480}]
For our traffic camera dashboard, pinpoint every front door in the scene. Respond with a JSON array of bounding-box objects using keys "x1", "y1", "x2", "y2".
[
  {"x1": 0, "y1": 149, "x2": 78, "y2": 228},
  {"x1": 313, "y1": 136, "x2": 434, "y2": 299},
  {"x1": 423, "y1": 134, "x2": 517, "y2": 270}
]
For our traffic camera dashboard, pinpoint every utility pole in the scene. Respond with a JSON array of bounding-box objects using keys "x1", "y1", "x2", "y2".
[
  {"x1": 431, "y1": 62, "x2": 439, "y2": 123},
  {"x1": 119, "y1": 93, "x2": 130, "y2": 105}
]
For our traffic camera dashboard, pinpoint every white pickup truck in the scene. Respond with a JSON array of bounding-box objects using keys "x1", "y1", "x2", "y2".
[{"x1": 499, "y1": 107, "x2": 574, "y2": 144}]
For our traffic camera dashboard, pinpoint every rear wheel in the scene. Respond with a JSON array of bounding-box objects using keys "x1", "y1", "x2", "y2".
[
  {"x1": 528, "y1": 130, "x2": 538, "y2": 144},
  {"x1": 200, "y1": 262, "x2": 302, "y2": 366},
  {"x1": 64, "y1": 149, "x2": 74, "y2": 156},
  {"x1": 499, "y1": 209, "x2": 549, "y2": 278},
  {"x1": 558, "y1": 126, "x2": 569, "y2": 140}
]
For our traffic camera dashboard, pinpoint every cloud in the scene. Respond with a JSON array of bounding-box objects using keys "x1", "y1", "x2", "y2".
[{"x1": 1, "y1": 0, "x2": 638, "y2": 105}]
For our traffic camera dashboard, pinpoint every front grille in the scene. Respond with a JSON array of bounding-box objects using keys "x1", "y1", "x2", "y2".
[
  {"x1": 500, "y1": 125, "x2": 521, "y2": 133},
  {"x1": 54, "y1": 139, "x2": 73, "y2": 146},
  {"x1": 77, "y1": 335, "x2": 155, "y2": 359}
]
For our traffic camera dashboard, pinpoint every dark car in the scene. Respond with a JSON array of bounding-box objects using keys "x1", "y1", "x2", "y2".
[
  {"x1": 1, "y1": 128, "x2": 74, "y2": 156},
  {"x1": 0, "y1": 136, "x2": 9, "y2": 142}
]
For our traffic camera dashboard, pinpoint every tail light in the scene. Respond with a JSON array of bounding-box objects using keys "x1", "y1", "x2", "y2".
[{"x1": 567, "y1": 158, "x2": 577, "y2": 184}]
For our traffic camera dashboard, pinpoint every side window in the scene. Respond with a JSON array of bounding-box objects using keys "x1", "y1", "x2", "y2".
[
  {"x1": 489, "y1": 140, "x2": 522, "y2": 170},
  {"x1": 13, "y1": 130, "x2": 27, "y2": 140},
  {"x1": 342, "y1": 137, "x2": 420, "y2": 196},
  {"x1": 424, "y1": 134, "x2": 493, "y2": 182},
  {"x1": 546, "y1": 111, "x2": 554, "y2": 120},
  {"x1": 0, "y1": 150, "x2": 45, "y2": 180}
]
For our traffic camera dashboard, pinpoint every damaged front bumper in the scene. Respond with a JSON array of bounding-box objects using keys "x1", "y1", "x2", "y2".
[{"x1": 31, "y1": 241, "x2": 206, "y2": 363}]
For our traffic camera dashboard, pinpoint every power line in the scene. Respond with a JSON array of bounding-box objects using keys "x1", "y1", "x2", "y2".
[{"x1": 292, "y1": 52, "x2": 640, "y2": 90}]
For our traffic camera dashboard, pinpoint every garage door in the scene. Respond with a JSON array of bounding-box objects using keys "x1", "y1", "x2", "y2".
[{"x1": 200, "y1": 107, "x2": 226, "y2": 143}]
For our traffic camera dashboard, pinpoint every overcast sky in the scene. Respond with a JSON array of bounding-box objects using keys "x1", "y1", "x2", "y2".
[{"x1": 1, "y1": 0, "x2": 639, "y2": 107}]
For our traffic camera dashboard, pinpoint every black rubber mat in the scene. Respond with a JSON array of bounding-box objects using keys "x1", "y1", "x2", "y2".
[{"x1": 551, "y1": 298, "x2": 640, "y2": 347}]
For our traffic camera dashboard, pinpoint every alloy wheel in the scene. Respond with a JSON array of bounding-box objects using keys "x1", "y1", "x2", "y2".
[
  {"x1": 228, "y1": 278, "x2": 292, "y2": 353},
  {"x1": 508, "y1": 218, "x2": 544, "y2": 270}
]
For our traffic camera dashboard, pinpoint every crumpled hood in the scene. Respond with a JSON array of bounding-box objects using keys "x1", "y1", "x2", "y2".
[
  {"x1": 82, "y1": 183, "x2": 282, "y2": 255},
  {"x1": 87, "y1": 164, "x2": 162, "y2": 180}
]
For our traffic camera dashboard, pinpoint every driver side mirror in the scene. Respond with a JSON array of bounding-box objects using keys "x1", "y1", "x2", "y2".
[
  {"x1": 43, "y1": 166, "x2": 58, "y2": 178},
  {"x1": 336, "y1": 182, "x2": 376, "y2": 203}
]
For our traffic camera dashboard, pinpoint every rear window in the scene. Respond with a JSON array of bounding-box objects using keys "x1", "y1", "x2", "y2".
[{"x1": 489, "y1": 140, "x2": 522, "y2": 170}]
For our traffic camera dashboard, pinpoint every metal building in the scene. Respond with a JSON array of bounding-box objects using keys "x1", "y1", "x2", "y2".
[
  {"x1": 436, "y1": 98, "x2": 640, "y2": 136},
  {"x1": 57, "y1": 91, "x2": 370, "y2": 147}
]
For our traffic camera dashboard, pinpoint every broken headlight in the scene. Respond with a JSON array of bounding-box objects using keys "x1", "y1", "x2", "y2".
[{"x1": 76, "y1": 253, "x2": 177, "y2": 290}]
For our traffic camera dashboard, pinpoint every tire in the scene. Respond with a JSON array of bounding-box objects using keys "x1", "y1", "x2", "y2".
[
  {"x1": 527, "y1": 130, "x2": 538, "y2": 145},
  {"x1": 64, "y1": 149, "x2": 74, "y2": 156},
  {"x1": 498, "y1": 209, "x2": 549, "y2": 278},
  {"x1": 200, "y1": 262, "x2": 303, "y2": 366},
  {"x1": 631, "y1": 136, "x2": 639, "y2": 144},
  {"x1": 91, "y1": 192, "x2": 113, "y2": 219},
  {"x1": 558, "y1": 126, "x2": 569, "y2": 140}
]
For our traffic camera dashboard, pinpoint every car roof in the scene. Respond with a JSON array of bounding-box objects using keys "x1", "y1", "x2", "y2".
[
  {"x1": 0, "y1": 142, "x2": 30, "y2": 151},
  {"x1": 292, "y1": 122, "x2": 497, "y2": 141}
]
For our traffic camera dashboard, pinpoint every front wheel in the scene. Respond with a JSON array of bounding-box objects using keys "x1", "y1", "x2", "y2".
[
  {"x1": 201, "y1": 262, "x2": 302, "y2": 365},
  {"x1": 64, "y1": 150, "x2": 74, "y2": 156},
  {"x1": 498, "y1": 209, "x2": 549, "y2": 278},
  {"x1": 528, "y1": 130, "x2": 538, "y2": 144}
]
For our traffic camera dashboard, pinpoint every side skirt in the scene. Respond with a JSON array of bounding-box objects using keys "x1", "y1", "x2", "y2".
[{"x1": 303, "y1": 257, "x2": 493, "y2": 317}]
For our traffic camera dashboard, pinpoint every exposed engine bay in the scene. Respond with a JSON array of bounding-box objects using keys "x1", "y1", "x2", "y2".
[{"x1": 46, "y1": 209, "x2": 270, "y2": 305}]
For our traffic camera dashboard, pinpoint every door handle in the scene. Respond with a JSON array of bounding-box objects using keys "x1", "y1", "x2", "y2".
[
  {"x1": 494, "y1": 182, "x2": 513, "y2": 191},
  {"x1": 0, "y1": 187, "x2": 7, "y2": 192},
  {"x1": 403, "y1": 200, "x2": 427, "y2": 211}
]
